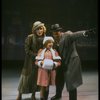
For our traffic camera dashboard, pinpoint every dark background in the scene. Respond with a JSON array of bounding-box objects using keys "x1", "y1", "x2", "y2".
[{"x1": 2, "y1": 0, "x2": 98, "y2": 70}]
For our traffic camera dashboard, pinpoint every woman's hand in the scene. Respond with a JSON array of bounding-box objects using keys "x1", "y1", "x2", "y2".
[{"x1": 40, "y1": 61, "x2": 44, "y2": 66}]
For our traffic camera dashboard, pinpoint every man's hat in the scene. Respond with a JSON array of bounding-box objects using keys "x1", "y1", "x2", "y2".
[{"x1": 51, "y1": 24, "x2": 62, "y2": 32}]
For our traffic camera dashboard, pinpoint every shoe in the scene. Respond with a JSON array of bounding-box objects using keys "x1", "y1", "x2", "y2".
[
  {"x1": 40, "y1": 98, "x2": 44, "y2": 100},
  {"x1": 16, "y1": 95, "x2": 22, "y2": 100},
  {"x1": 51, "y1": 95, "x2": 61, "y2": 100},
  {"x1": 31, "y1": 97, "x2": 36, "y2": 100},
  {"x1": 31, "y1": 94, "x2": 36, "y2": 100}
]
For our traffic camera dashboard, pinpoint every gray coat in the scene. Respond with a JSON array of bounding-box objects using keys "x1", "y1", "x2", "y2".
[
  {"x1": 18, "y1": 34, "x2": 44, "y2": 93},
  {"x1": 59, "y1": 31, "x2": 86, "y2": 91},
  {"x1": 22, "y1": 34, "x2": 38, "y2": 75}
]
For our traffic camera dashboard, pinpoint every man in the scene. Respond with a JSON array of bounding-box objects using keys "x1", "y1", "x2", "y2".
[
  {"x1": 50, "y1": 24, "x2": 91, "y2": 100},
  {"x1": 16, "y1": 21, "x2": 46, "y2": 100}
]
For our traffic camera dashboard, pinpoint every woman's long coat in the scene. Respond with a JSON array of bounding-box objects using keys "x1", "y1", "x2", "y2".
[
  {"x1": 59, "y1": 31, "x2": 86, "y2": 91},
  {"x1": 18, "y1": 34, "x2": 44, "y2": 93}
]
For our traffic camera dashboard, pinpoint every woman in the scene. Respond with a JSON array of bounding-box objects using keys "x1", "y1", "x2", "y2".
[{"x1": 16, "y1": 21, "x2": 46, "y2": 100}]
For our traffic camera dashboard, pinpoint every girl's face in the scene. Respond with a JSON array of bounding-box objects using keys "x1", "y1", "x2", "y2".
[
  {"x1": 46, "y1": 42, "x2": 53, "y2": 49},
  {"x1": 36, "y1": 26, "x2": 44, "y2": 36}
]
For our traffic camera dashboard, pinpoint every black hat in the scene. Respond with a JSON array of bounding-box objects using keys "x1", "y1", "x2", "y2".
[{"x1": 51, "y1": 24, "x2": 62, "y2": 32}]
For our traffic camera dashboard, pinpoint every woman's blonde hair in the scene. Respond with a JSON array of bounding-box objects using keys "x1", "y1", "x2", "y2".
[{"x1": 32, "y1": 21, "x2": 46, "y2": 34}]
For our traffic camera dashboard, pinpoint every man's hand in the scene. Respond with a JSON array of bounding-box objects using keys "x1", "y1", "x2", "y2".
[{"x1": 85, "y1": 28, "x2": 96, "y2": 37}]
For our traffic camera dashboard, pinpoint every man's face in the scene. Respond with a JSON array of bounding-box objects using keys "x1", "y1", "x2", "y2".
[
  {"x1": 36, "y1": 26, "x2": 44, "y2": 36},
  {"x1": 53, "y1": 31, "x2": 61, "y2": 40}
]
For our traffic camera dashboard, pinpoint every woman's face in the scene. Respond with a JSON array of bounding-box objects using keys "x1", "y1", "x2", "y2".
[
  {"x1": 36, "y1": 26, "x2": 44, "y2": 36},
  {"x1": 46, "y1": 42, "x2": 53, "y2": 49}
]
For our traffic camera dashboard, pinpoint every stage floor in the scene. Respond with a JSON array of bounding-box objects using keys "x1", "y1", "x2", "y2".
[{"x1": 2, "y1": 69, "x2": 98, "y2": 100}]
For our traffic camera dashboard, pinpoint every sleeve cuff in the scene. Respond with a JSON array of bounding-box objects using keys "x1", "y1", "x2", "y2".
[
  {"x1": 54, "y1": 62, "x2": 58, "y2": 67},
  {"x1": 38, "y1": 61, "x2": 42, "y2": 67},
  {"x1": 83, "y1": 31, "x2": 88, "y2": 37}
]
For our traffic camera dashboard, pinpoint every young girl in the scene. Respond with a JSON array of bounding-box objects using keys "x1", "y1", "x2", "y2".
[{"x1": 35, "y1": 36, "x2": 61, "y2": 100}]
